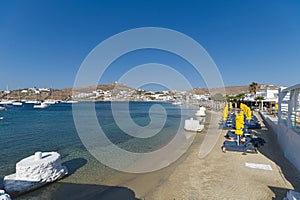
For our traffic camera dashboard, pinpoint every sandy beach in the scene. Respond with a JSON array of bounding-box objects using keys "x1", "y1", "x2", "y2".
[
  {"x1": 13, "y1": 110, "x2": 300, "y2": 200},
  {"x1": 100, "y1": 110, "x2": 300, "y2": 200}
]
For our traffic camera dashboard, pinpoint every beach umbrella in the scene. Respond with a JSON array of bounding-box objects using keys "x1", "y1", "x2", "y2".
[
  {"x1": 235, "y1": 111, "x2": 244, "y2": 135},
  {"x1": 223, "y1": 104, "x2": 228, "y2": 121}
]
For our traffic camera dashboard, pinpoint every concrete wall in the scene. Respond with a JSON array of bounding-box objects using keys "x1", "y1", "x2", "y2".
[
  {"x1": 260, "y1": 111, "x2": 300, "y2": 173},
  {"x1": 277, "y1": 122, "x2": 300, "y2": 173}
]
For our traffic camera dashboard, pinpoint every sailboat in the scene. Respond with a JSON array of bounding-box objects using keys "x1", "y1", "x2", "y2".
[
  {"x1": 44, "y1": 88, "x2": 58, "y2": 105},
  {"x1": 12, "y1": 89, "x2": 23, "y2": 106},
  {"x1": 0, "y1": 86, "x2": 13, "y2": 105}
]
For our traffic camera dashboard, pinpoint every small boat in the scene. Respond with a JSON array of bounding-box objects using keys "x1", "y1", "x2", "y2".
[
  {"x1": 61, "y1": 100, "x2": 78, "y2": 104},
  {"x1": 25, "y1": 100, "x2": 41, "y2": 104},
  {"x1": 0, "y1": 106, "x2": 6, "y2": 110},
  {"x1": 12, "y1": 101, "x2": 23, "y2": 106},
  {"x1": 172, "y1": 101, "x2": 183, "y2": 105},
  {"x1": 0, "y1": 100, "x2": 13, "y2": 105},
  {"x1": 0, "y1": 117, "x2": 4, "y2": 120},
  {"x1": 44, "y1": 99, "x2": 57, "y2": 105},
  {"x1": 33, "y1": 102, "x2": 49, "y2": 109}
]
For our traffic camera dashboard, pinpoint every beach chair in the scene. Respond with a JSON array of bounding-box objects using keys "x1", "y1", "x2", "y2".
[{"x1": 222, "y1": 137, "x2": 257, "y2": 154}]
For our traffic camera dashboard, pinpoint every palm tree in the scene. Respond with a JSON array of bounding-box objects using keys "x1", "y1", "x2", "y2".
[
  {"x1": 249, "y1": 82, "x2": 259, "y2": 95},
  {"x1": 236, "y1": 93, "x2": 246, "y2": 101},
  {"x1": 255, "y1": 96, "x2": 265, "y2": 110}
]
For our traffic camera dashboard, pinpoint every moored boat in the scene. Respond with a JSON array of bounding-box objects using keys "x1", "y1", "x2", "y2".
[
  {"x1": 33, "y1": 102, "x2": 49, "y2": 109},
  {"x1": 12, "y1": 101, "x2": 23, "y2": 106}
]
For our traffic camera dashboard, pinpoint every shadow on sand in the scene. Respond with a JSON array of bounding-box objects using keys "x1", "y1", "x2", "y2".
[
  {"x1": 258, "y1": 114, "x2": 300, "y2": 199},
  {"x1": 16, "y1": 182, "x2": 140, "y2": 200},
  {"x1": 12, "y1": 157, "x2": 140, "y2": 199},
  {"x1": 62, "y1": 158, "x2": 87, "y2": 176}
]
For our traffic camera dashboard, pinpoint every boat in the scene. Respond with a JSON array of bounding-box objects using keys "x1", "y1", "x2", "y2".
[
  {"x1": 12, "y1": 101, "x2": 23, "y2": 106},
  {"x1": 0, "y1": 117, "x2": 4, "y2": 120},
  {"x1": 12, "y1": 89, "x2": 23, "y2": 106},
  {"x1": 61, "y1": 100, "x2": 78, "y2": 104},
  {"x1": 33, "y1": 102, "x2": 49, "y2": 109},
  {"x1": 172, "y1": 101, "x2": 183, "y2": 105},
  {"x1": 0, "y1": 106, "x2": 6, "y2": 110},
  {"x1": 25, "y1": 100, "x2": 41, "y2": 104},
  {"x1": 44, "y1": 99, "x2": 57, "y2": 105},
  {"x1": 0, "y1": 100, "x2": 13, "y2": 105}
]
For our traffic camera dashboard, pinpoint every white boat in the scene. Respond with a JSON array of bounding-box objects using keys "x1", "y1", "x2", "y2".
[
  {"x1": 0, "y1": 106, "x2": 5, "y2": 110},
  {"x1": 12, "y1": 101, "x2": 23, "y2": 106},
  {"x1": 25, "y1": 100, "x2": 41, "y2": 104},
  {"x1": 0, "y1": 117, "x2": 3, "y2": 120},
  {"x1": 172, "y1": 101, "x2": 183, "y2": 105},
  {"x1": 61, "y1": 100, "x2": 78, "y2": 104},
  {"x1": 44, "y1": 99, "x2": 57, "y2": 105},
  {"x1": 33, "y1": 103, "x2": 49, "y2": 109},
  {"x1": 0, "y1": 100, "x2": 13, "y2": 105}
]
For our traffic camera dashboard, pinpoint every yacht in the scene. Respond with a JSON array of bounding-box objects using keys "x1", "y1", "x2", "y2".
[
  {"x1": 25, "y1": 100, "x2": 41, "y2": 104},
  {"x1": 33, "y1": 102, "x2": 49, "y2": 109},
  {"x1": 172, "y1": 101, "x2": 183, "y2": 105},
  {"x1": 44, "y1": 99, "x2": 57, "y2": 105},
  {"x1": 12, "y1": 101, "x2": 23, "y2": 106},
  {"x1": 0, "y1": 100, "x2": 13, "y2": 105},
  {"x1": 61, "y1": 100, "x2": 78, "y2": 104}
]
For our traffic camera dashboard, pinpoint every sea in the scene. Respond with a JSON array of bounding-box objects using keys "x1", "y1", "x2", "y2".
[{"x1": 0, "y1": 101, "x2": 196, "y2": 199}]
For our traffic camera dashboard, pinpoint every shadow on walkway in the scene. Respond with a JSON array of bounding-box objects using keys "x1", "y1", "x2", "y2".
[{"x1": 258, "y1": 113, "x2": 300, "y2": 198}]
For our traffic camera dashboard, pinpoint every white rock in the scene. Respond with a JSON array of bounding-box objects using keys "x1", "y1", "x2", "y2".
[
  {"x1": 195, "y1": 106, "x2": 206, "y2": 117},
  {"x1": 0, "y1": 190, "x2": 11, "y2": 200},
  {"x1": 4, "y1": 152, "x2": 68, "y2": 196},
  {"x1": 184, "y1": 118, "x2": 204, "y2": 132}
]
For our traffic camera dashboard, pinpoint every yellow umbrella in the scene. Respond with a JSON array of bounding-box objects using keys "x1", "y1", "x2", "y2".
[
  {"x1": 275, "y1": 102, "x2": 278, "y2": 111},
  {"x1": 223, "y1": 105, "x2": 228, "y2": 121}
]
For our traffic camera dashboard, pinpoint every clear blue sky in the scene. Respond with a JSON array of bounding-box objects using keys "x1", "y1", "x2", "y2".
[{"x1": 1, "y1": 0, "x2": 300, "y2": 90}]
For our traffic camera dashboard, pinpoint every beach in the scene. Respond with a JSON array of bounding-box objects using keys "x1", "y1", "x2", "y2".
[
  {"x1": 100, "y1": 111, "x2": 300, "y2": 200},
  {"x1": 5, "y1": 107, "x2": 300, "y2": 199}
]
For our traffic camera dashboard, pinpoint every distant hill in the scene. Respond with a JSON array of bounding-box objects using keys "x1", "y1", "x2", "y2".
[
  {"x1": 189, "y1": 85, "x2": 249, "y2": 95},
  {"x1": 190, "y1": 84, "x2": 279, "y2": 96},
  {"x1": 0, "y1": 83, "x2": 279, "y2": 101}
]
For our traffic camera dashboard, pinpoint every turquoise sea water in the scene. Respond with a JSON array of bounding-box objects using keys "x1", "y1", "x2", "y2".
[{"x1": 0, "y1": 102, "x2": 196, "y2": 199}]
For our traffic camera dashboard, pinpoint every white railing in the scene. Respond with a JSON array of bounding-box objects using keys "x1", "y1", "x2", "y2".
[{"x1": 278, "y1": 84, "x2": 300, "y2": 172}]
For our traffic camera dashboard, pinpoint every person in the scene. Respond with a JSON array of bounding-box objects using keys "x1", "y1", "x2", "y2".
[{"x1": 221, "y1": 137, "x2": 253, "y2": 154}]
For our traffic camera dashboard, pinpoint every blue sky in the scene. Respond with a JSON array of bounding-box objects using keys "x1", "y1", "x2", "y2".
[{"x1": 0, "y1": 0, "x2": 300, "y2": 90}]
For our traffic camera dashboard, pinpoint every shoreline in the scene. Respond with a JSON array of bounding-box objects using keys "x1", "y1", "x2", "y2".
[{"x1": 97, "y1": 110, "x2": 213, "y2": 199}]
